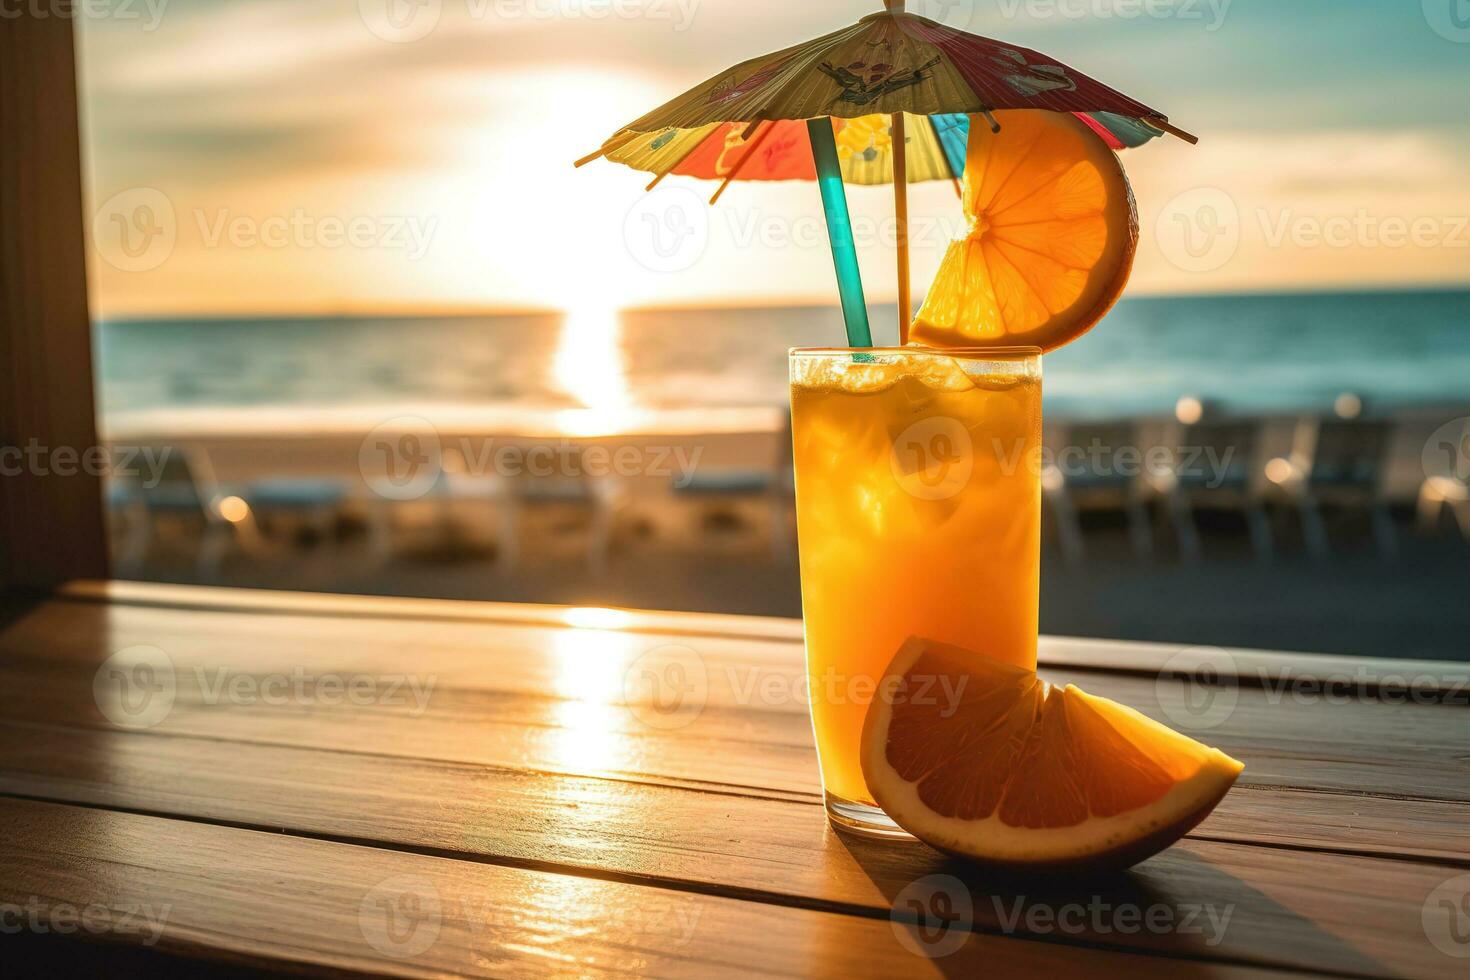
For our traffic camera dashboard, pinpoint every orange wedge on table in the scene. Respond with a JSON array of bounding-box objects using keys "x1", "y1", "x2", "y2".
[
  {"x1": 911, "y1": 109, "x2": 1139, "y2": 353},
  {"x1": 862, "y1": 639, "x2": 1243, "y2": 873}
]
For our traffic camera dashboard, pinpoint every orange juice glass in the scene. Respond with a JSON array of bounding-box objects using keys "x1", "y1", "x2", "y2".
[{"x1": 789, "y1": 347, "x2": 1042, "y2": 837}]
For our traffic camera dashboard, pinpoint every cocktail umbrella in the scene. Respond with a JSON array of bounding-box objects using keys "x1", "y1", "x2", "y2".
[{"x1": 577, "y1": 0, "x2": 1194, "y2": 346}]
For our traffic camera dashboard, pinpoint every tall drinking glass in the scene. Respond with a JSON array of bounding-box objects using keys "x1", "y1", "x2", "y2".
[{"x1": 789, "y1": 347, "x2": 1043, "y2": 837}]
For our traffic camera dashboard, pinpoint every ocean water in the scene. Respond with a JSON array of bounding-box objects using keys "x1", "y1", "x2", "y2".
[{"x1": 95, "y1": 289, "x2": 1470, "y2": 423}]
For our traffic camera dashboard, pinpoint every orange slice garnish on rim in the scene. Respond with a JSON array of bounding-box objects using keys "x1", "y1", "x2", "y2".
[
  {"x1": 911, "y1": 110, "x2": 1139, "y2": 353},
  {"x1": 861, "y1": 638, "x2": 1243, "y2": 872}
]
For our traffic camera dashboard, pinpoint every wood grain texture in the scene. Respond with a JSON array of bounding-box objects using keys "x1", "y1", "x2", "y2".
[
  {"x1": 1, "y1": 597, "x2": 1466, "y2": 805},
  {"x1": 0, "y1": 721, "x2": 1463, "y2": 977},
  {"x1": 57, "y1": 580, "x2": 810, "y2": 642},
  {"x1": 0, "y1": 17, "x2": 108, "y2": 589},
  {"x1": 1, "y1": 584, "x2": 1465, "y2": 975},
  {"x1": 57, "y1": 580, "x2": 1470, "y2": 688},
  {"x1": 0, "y1": 797, "x2": 1293, "y2": 979},
  {"x1": 1, "y1": 711, "x2": 1465, "y2": 868}
]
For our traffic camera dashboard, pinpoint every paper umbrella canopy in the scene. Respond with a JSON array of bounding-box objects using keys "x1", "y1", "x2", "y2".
[{"x1": 578, "y1": 0, "x2": 1193, "y2": 344}]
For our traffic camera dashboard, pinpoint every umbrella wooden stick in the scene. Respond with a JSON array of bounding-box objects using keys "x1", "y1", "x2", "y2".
[
  {"x1": 891, "y1": 112, "x2": 910, "y2": 344},
  {"x1": 646, "y1": 128, "x2": 715, "y2": 191},
  {"x1": 806, "y1": 117, "x2": 872, "y2": 348},
  {"x1": 1144, "y1": 116, "x2": 1200, "y2": 145},
  {"x1": 710, "y1": 121, "x2": 775, "y2": 205},
  {"x1": 573, "y1": 130, "x2": 639, "y2": 168}
]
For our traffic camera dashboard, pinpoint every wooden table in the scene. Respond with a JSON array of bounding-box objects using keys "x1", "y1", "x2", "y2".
[{"x1": 1, "y1": 581, "x2": 1466, "y2": 977}]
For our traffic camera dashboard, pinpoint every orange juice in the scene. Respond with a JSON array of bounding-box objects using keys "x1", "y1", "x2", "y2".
[{"x1": 789, "y1": 347, "x2": 1042, "y2": 835}]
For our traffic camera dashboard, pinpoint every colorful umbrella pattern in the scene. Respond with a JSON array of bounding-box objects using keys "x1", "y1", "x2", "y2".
[{"x1": 580, "y1": 2, "x2": 1192, "y2": 345}]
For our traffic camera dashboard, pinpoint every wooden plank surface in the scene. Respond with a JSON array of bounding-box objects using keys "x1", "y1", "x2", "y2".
[
  {"x1": 5, "y1": 797, "x2": 1280, "y2": 979},
  {"x1": 1, "y1": 584, "x2": 1466, "y2": 977},
  {"x1": 0, "y1": 720, "x2": 1462, "y2": 977},
  {"x1": 2, "y1": 597, "x2": 1466, "y2": 805},
  {"x1": 58, "y1": 580, "x2": 1470, "y2": 688}
]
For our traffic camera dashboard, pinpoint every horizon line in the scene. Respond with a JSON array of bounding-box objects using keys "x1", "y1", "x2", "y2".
[{"x1": 93, "y1": 281, "x2": 1470, "y2": 324}]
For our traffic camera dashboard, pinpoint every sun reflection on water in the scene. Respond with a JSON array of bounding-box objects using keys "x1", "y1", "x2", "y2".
[{"x1": 552, "y1": 304, "x2": 640, "y2": 435}]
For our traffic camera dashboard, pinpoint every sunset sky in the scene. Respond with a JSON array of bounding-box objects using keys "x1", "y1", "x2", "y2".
[{"x1": 79, "y1": 0, "x2": 1470, "y2": 318}]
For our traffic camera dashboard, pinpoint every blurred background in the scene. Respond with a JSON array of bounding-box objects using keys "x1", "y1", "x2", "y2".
[{"x1": 81, "y1": 1, "x2": 1470, "y2": 659}]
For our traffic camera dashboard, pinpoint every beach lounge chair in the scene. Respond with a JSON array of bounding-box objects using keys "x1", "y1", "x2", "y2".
[
  {"x1": 361, "y1": 458, "x2": 514, "y2": 569},
  {"x1": 1041, "y1": 421, "x2": 1153, "y2": 564},
  {"x1": 669, "y1": 409, "x2": 794, "y2": 560},
  {"x1": 1274, "y1": 417, "x2": 1398, "y2": 560},
  {"x1": 1151, "y1": 414, "x2": 1271, "y2": 563},
  {"x1": 242, "y1": 477, "x2": 348, "y2": 547},
  {"x1": 1417, "y1": 417, "x2": 1470, "y2": 541},
  {"x1": 501, "y1": 444, "x2": 628, "y2": 577},
  {"x1": 105, "y1": 444, "x2": 260, "y2": 577},
  {"x1": 1418, "y1": 473, "x2": 1470, "y2": 541}
]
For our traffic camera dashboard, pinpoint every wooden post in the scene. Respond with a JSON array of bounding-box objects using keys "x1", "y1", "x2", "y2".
[
  {"x1": 0, "y1": 14, "x2": 109, "y2": 589},
  {"x1": 892, "y1": 113, "x2": 911, "y2": 344}
]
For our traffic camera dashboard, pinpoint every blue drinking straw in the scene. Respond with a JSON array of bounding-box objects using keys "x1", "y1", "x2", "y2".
[{"x1": 806, "y1": 117, "x2": 872, "y2": 349}]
